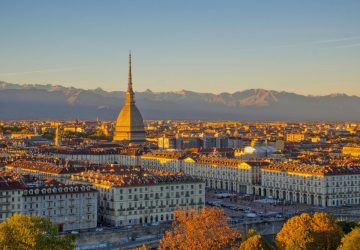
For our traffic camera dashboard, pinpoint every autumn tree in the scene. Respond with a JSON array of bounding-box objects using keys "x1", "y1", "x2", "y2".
[
  {"x1": 337, "y1": 227, "x2": 360, "y2": 250},
  {"x1": 0, "y1": 214, "x2": 75, "y2": 250},
  {"x1": 276, "y1": 212, "x2": 342, "y2": 250},
  {"x1": 239, "y1": 229, "x2": 269, "y2": 250},
  {"x1": 158, "y1": 208, "x2": 240, "y2": 250},
  {"x1": 311, "y1": 212, "x2": 342, "y2": 250},
  {"x1": 242, "y1": 228, "x2": 258, "y2": 242},
  {"x1": 240, "y1": 235, "x2": 267, "y2": 250},
  {"x1": 135, "y1": 244, "x2": 150, "y2": 250}
]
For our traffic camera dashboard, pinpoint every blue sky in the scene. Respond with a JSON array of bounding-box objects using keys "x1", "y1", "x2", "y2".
[{"x1": 0, "y1": 0, "x2": 360, "y2": 95}]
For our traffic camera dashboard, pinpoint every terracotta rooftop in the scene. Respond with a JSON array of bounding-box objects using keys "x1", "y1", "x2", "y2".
[
  {"x1": 6, "y1": 160, "x2": 98, "y2": 175},
  {"x1": 0, "y1": 170, "x2": 96, "y2": 193},
  {"x1": 193, "y1": 156, "x2": 269, "y2": 168},
  {"x1": 262, "y1": 163, "x2": 360, "y2": 176},
  {"x1": 142, "y1": 151, "x2": 187, "y2": 160},
  {"x1": 45, "y1": 147, "x2": 120, "y2": 155},
  {"x1": 71, "y1": 167, "x2": 202, "y2": 188}
]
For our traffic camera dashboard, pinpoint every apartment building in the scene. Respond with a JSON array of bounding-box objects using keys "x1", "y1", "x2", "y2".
[
  {"x1": 141, "y1": 151, "x2": 186, "y2": 172},
  {"x1": 0, "y1": 170, "x2": 98, "y2": 231},
  {"x1": 6, "y1": 160, "x2": 97, "y2": 183},
  {"x1": 182, "y1": 157, "x2": 268, "y2": 194},
  {"x1": 47, "y1": 147, "x2": 121, "y2": 164},
  {"x1": 71, "y1": 167, "x2": 205, "y2": 227},
  {"x1": 261, "y1": 163, "x2": 360, "y2": 207},
  {"x1": 118, "y1": 148, "x2": 142, "y2": 166},
  {"x1": 0, "y1": 172, "x2": 24, "y2": 222}
]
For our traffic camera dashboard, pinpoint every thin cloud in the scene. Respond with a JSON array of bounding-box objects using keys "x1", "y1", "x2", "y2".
[
  {"x1": 310, "y1": 36, "x2": 360, "y2": 44},
  {"x1": 0, "y1": 66, "x2": 87, "y2": 76},
  {"x1": 238, "y1": 36, "x2": 360, "y2": 52},
  {"x1": 333, "y1": 43, "x2": 360, "y2": 49}
]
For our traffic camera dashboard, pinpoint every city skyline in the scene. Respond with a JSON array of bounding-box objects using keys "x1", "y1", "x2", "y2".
[
  {"x1": 1, "y1": 0, "x2": 360, "y2": 95},
  {"x1": 1, "y1": 1, "x2": 360, "y2": 249}
]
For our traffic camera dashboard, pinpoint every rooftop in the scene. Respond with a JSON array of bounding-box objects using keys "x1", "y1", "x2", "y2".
[
  {"x1": 262, "y1": 163, "x2": 360, "y2": 176},
  {"x1": 71, "y1": 166, "x2": 202, "y2": 188},
  {"x1": 6, "y1": 160, "x2": 98, "y2": 175}
]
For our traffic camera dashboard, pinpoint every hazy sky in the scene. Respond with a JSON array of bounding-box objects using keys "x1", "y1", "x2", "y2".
[{"x1": 1, "y1": 0, "x2": 360, "y2": 95}]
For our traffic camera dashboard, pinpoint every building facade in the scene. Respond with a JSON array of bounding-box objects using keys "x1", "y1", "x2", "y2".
[
  {"x1": 0, "y1": 171, "x2": 98, "y2": 231},
  {"x1": 71, "y1": 167, "x2": 205, "y2": 227},
  {"x1": 141, "y1": 151, "x2": 186, "y2": 172},
  {"x1": 182, "y1": 157, "x2": 267, "y2": 194},
  {"x1": 261, "y1": 164, "x2": 360, "y2": 207}
]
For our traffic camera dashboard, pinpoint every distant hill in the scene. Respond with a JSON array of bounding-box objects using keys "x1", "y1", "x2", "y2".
[{"x1": 0, "y1": 81, "x2": 359, "y2": 121}]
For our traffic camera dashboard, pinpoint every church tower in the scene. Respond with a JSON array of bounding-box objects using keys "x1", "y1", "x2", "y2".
[{"x1": 113, "y1": 53, "x2": 146, "y2": 143}]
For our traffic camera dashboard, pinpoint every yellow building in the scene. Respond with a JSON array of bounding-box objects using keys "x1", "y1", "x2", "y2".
[
  {"x1": 286, "y1": 133, "x2": 305, "y2": 142},
  {"x1": 343, "y1": 145, "x2": 360, "y2": 157}
]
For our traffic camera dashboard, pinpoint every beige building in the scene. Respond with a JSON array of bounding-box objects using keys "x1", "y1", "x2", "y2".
[
  {"x1": 71, "y1": 167, "x2": 205, "y2": 226},
  {"x1": 0, "y1": 172, "x2": 24, "y2": 222},
  {"x1": 182, "y1": 157, "x2": 267, "y2": 194},
  {"x1": 23, "y1": 180, "x2": 98, "y2": 231},
  {"x1": 46, "y1": 147, "x2": 122, "y2": 164},
  {"x1": 0, "y1": 171, "x2": 98, "y2": 231},
  {"x1": 141, "y1": 151, "x2": 186, "y2": 172},
  {"x1": 118, "y1": 148, "x2": 142, "y2": 166},
  {"x1": 6, "y1": 160, "x2": 95, "y2": 183},
  {"x1": 261, "y1": 163, "x2": 360, "y2": 207}
]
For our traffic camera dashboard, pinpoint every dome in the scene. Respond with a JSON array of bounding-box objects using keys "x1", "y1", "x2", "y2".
[
  {"x1": 114, "y1": 103, "x2": 146, "y2": 142},
  {"x1": 113, "y1": 53, "x2": 146, "y2": 143}
]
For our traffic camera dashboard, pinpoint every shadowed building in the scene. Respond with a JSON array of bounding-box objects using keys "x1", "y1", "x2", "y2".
[{"x1": 113, "y1": 53, "x2": 146, "y2": 143}]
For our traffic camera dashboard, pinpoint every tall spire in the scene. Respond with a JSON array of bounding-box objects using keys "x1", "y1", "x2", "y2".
[
  {"x1": 126, "y1": 51, "x2": 135, "y2": 104},
  {"x1": 128, "y1": 51, "x2": 132, "y2": 92}
]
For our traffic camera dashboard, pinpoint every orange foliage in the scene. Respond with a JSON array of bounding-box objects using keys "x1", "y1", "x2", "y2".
[
  {"x1": 239, "y1": 235, "x2": 267, "y2": 250},
  {"x1": 311, "y1": 212, "x2": 342, "y2": 250},
  {"x1": 338, "y1": 227, "x2": 360, "y2": 250},
  {"x1": 158, "y1": 208, "x2": 240, "y2": 250},
  {"x1": 276, "y1": 212, "x2": 342, "y2": 250}
]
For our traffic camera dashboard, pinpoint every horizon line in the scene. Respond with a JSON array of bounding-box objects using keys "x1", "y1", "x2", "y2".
[{"x1": 0, "y1": 80, "x2": 359, "y2": 98}]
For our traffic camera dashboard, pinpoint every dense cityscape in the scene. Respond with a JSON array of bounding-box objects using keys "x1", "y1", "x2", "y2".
[
  {"x1": 0, "y1": 54, "x2": 359, "y2": 249},
  {"x1": 1, "y1": 1, "x2": 360, "y2": 249}
]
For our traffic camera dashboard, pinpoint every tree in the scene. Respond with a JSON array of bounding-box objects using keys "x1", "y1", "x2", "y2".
[
  {"x1": 242, "y1": 228, "x2": 258, "y2": 242},
  {"x1": 239, "y1": 229, "x2": 269, "y2": 250},
  {"x1": 240, "y1": 235, "x2": 267, "y2": 250},
  {"x1": 158, "y1": 208, "x2": 240, "y2": 250},
  {"x1": 311, "y1": 212, "x2": 342, "y2": 250},
  {"x1": 337, "y1": 227, "x2": 360, "y2": 250},
  {"x1": 276, "y1": 212, "x2": 342, "y2": 250},
  {"x1": 135, "y1": 244, "x2": 150, "y2": 250},
  {"x1": 0, "y1": 214, "x2": 75, "y2": 250},
  {"x1": 276, "y1": 213, "x2": 316, "y2": 250}
]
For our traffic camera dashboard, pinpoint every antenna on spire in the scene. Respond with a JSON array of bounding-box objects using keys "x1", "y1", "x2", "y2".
[{"x1": 128, "y1": 51, "x2": 132, "y2": 91}]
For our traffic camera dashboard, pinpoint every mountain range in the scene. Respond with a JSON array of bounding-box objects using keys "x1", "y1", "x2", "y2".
[{"x1": 0, "y1": 81, "x2": 359, "y2": 121}]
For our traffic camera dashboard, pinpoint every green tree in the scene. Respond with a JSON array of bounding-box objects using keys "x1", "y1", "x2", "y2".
[
  {"x1": 337, "y1": 227, "x2": 360, "y2": 250},
  {"x1": 0, "y1": 214, "x2": 75, "y2": 250}
]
